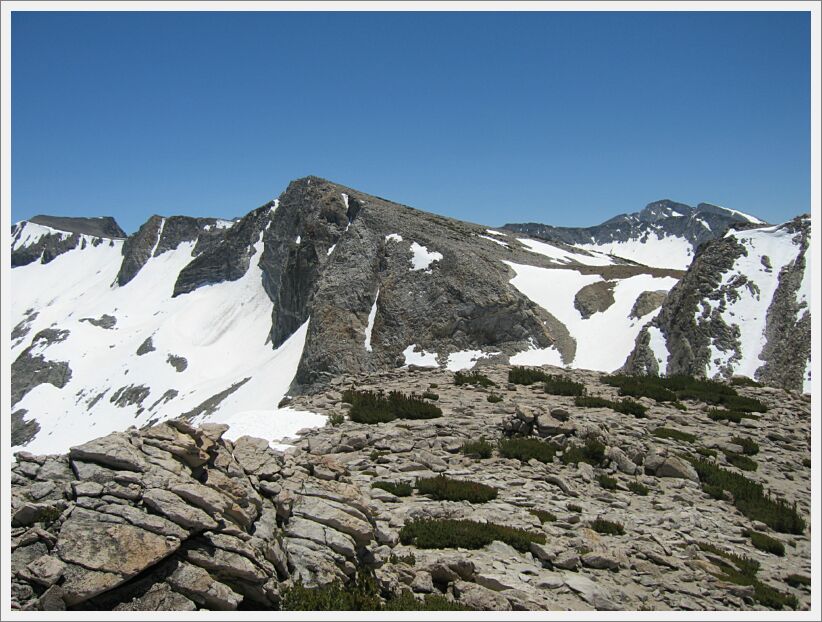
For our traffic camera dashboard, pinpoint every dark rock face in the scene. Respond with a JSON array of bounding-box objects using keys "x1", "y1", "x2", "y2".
[
  {"x1": 11, "y1": 409, "x2": 40, "y2": 447},
  {"x1": 256, "y1": 177, "x2": 564, "y2": 390},
  {"x1": 118, "y1": 216, "x2": 225, "y2": 287},
  {"x1": 504, "y1": 200, "x2": 764, "y2": 258},
  {"x1": 622, "y1": 216, "x2": 811, "y2": 390},
  {"x1": 79, "y1": 315, "x2": 117, "y2": 329},
  {"x1": 756, "y1": 219, "x2": 812, "y2": 390},
  {"x1": 573, "y1": 281, "x2": 615, "y2": 319},
  {"x1": 11, "y1": 217, "x2": 124, "y2": 267},
  {"x1": 172, "y1": 207, "x2": 272, "y2": 297},
  {"x1": 629, "y1": 291, "x2": 668, "y2": 320},
  {"x1": 28, "y1": 215, "x2": 127, "y2": 238},
  {"x1": 11, "y1": 329, "x2": 74, "y2": 407}
]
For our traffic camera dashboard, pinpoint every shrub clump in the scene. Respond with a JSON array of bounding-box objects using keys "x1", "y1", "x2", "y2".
[
  {"x1": 399, "y1": 518, "x2": 545, "y2": 552},
  {"x1": 560, "y1": 438, "x2": 606, "y2": 466},
  {"x1": 724, "y1": 452, "x2": 758, "y2": 472},
  {"x1": 731, "y1": 435, "x2": 760, "y2": 455},
  {"x1": 461, "y1": 438, "x2": 493, "y2": 459},
  {"x1": 343, "y1": 389, "x2": 442, "y2": 424},
  {"x1": 695, "y1": 542, "x2": 797, "y2": 610},
  {"x1": 416, "y1": 475, "x2": 498, "y2": 503},
  {"x1": 731, "y1": 376, "x2": 763, "y2": 388},
  {"x1": 371, "y1": 481, "x2": 413, "y2": 497},
  {"x1": 784, "y1": 574, "x2": 810, "y2": 589},
  {"x1": 708, "y1": 408, "x2": 760, "y2": 424},
  {"x1": 498, "y1": 437, "x2": 558, "y2": 464},
  {"x1": 486, "y1": 393, "x2": 503, "y2": 403},
  {"x1": 598, "y1": 474, "x2": 618, "y2": 490},
  {"x1": 745, "y1": 530, "x2": 785, "y2": 556},
  {"x1": 383, "y1": 591, "x2": 473, "y2": 611},
  {"x1": 628, "y1": 481, "x2": 649, "y2": 496},
  {"x1": 421, "y1": 391, "x2": 439, "y2": 401},
  {"x1": 652, "y1": 427, "x2": 696, "y2": 443},
  {"x1": 454, "y1": 370, "x2": 495, "y2": 387},
  {"x1": 688, "y1": 457, "x2": 806, "y2": 534},
  {"x1": 573, "y1": 394, "x2": 647, "y2": 417},
  {"x1": 328, "y1": 413, "x2": 345, "y2": 426},
  {"x1": 603, "y1": 374, "x2": 768, "y2": 413},
  {"x1": 590, "y1": 518, "x2": 624, "y2": 535},
  {"x1": 543, "y1": 375, "x2": 585, "y2": 396},
  {"x1": 508, "y1": 366, "x2": 550, "y2": 385},
  {"x1": 567, "y1": 503, "x2": 582, "y2": 513},
  {"x1": 529, "y1": 509, "x2": 557, "y2": 523}
]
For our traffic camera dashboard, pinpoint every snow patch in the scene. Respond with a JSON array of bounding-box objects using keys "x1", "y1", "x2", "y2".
[
  {"x1": 385, "y1": 233, "x2": 403, "y2": 243},
  {"x1": 327, "y1": 244, "x2": 336, "y2": 256},
  {"x1": 576, "y1": 236, "x2": 694, "y2": 270},
  {"x1": 479, "y1": 234, "x2": 509, "y2": 248},
  {"x1": 402, "y1": 345, "x2": 439, "y2": 367},
  {"x1": 486, "y1": 229, "x2": 507, "y2": 237},
  {"x1": 364, "y1": 289, "x2": 379, "y2": 352},
  {"x1": 446, "y1": 350, "x2": 494, "y2": 371},
  {"x1": 197, "y1": 408, "x2": 327, "y2": 452},
  {"x1": 341, "y1": 193, "x2": 349, "y2": 209},
  {"x1": 409, "y1": 242, "x2": 443, "y2": 272},
  {"x1": 646, "y1": 326, "x2": 669, "y2": 374},
  {"x1": 517, "y1": 238, "x2": 614, "y2": 267}
]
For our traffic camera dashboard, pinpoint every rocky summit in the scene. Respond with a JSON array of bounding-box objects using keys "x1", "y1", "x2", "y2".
[{"x1": 9, "y1": 364, "x2": 811, "y2": 611}]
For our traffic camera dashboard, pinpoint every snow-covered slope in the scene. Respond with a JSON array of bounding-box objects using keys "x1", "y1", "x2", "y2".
[
  {"x1": 10, "y1": 215, "x2": 323, "y2": 456},
  {"x1": 623, "y1": 216, "x2": 811, "y2": 392},
  {"x1": 505, "y1": 200, "x2": 769, "y2": 270}
]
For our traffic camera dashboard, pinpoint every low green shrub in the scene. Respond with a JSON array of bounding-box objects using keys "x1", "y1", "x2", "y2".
[
  {"x1": 652, "y1": 427, "x2": 696, "y2": 443},
  {"x1": 281, "y1": 569, "x2": 474, "y2": 611},
  {"x1": 498, "y1": 437, "x2": 558, "y2": 463},
  {"x1": 688, "y1": 457, "x2": 805, "y2": 534},
  {"x1": 745, "y1": 530, "x2": 785, "y2": 556},
  {"x1": 731, "y1": 376, "x2": 763, "y2": 388},
  {"x1": 399, "y1": 518, "x2": 545, "y2": 552},
  {"x1": 601, "y1": 374, "x2": 676, "y2": 402},
  {"x1": 383, "y1": 591, "x2": 473, "y2": 611},
  {"x1": 421, "y1": 391, "x2": 439, "y2": 401},
  {"x1": 529, "y1": 509, "x2": 557, "y2": 523},
  {"x1": 784, "y1": 573, "x2": 810, "y2": 588},
  {"x1": 486, "y1": 393, "x2": 503, "y2": 403},
  {"x1": 802, "y1": 458, "x2": 811, "y2": 468},
  {"x1": 695, "y1": 542, "x2": 796, "y2": 610},
  {"x1": 708, "y1": 408, "x2": 760, "y2": 423},
  {"x1": 613, "y1": 398, "x2": 648, "y2": 418},
  {"x1": 731, "y1": 435, "x2": 760, "y2": 455},
  {"x1": 574, "y1": 395, "x2": 613, "y2": 408},
  {"x1": 628, "y1": 481, "x2": 649, "y2": 496},
  {"x1": 567, "y1": 503, "x2": 583, "y2": 513},
  {"x1": 416, "y1": 475, "x2": 498, "y2": 503},
  {"x1": 328, "y1": 413, "x2": 345, "y2": 426},
  {"x1": 598, "y1": 474, "x2": 618, "y2": 490},
  {"x1": 508, "y1": 366, "x2": 550, "y2": 385},
  {"x1": 696, "y1": 446, "x2": 718, "y2": 458},
  {"x1": 281, "y1": 570, "x2": 383, "y2": 610},
  {"x1": 371, "y1": 481, "x2": 413, "y2": 497},
  {"x1": 344, "y1": 389, "x2": 442, "y2": 424},
  {"x1": 560, "y1": 438, "x2": 606, "y2": 466},
  {"x1": 590, "y1": 518, "x2": 624, "y2": 535},
  {"x1": 725, "y1": 452, "x2": 758, "y2": 472},
  {"x1": 454, "y1": 370, "x2": 495, "y2": 387},
  {"x1": 461, "y1": 437, "x2": 493, "y2": 459},
  {"x1": 388, "y1": 552, "x2": 416, "y2": 566},
  {"x1": 543, "y1": 375, "x2": 585, "y2": 396}
]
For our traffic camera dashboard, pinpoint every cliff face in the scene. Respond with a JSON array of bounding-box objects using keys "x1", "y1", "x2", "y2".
[{"x1": 622, "y1": 216, "x2": 811, "y2": 392}]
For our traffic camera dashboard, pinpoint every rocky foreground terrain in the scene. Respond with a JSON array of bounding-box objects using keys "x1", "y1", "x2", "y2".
[{"x1": 10, "y1": 364, "x2": 811, "y2": 611}]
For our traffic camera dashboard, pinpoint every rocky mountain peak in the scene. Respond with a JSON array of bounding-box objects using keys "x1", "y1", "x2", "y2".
[{"x1": 27, "y1": 214, "x2": 127, "y2": 238}]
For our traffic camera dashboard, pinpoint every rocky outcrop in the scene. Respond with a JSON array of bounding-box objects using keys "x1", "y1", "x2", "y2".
[
  {"x1": 623, "y1": 216, "x2": 811, "y2": 390},
  {"x1": 172, "y1": 206, "x2": 272, "y2": 296},
  {"x1": 9, "y1": 364, "x2": 811, "y2": 611},
  {"x1": 573, "y1": 281, "x2": 616, "y2": 319},
  {"x1": 258, "y1": 177, "x2": 575, "y2": 390},
  {"x1": 28, "y1": 215, "x2": 127, "y2": 238},
  {"x1": 118, "y1": 215, "x2": 225, "y2": 286},
  {"x1": 629, "y1": 290, "x2": 667, "y2": 319},
  {"x1": 11, "y1": 329, "x2": 73, "y2": 407}
]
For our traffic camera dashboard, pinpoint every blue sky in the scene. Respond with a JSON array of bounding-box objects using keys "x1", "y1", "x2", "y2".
[{"x1": 12, "y1": 10, "x2": 810, "y2": 234}]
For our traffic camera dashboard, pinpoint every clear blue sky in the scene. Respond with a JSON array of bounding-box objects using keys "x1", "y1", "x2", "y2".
[{"x1": 12, "y1": 10, "x2": 810, "y2": 234}]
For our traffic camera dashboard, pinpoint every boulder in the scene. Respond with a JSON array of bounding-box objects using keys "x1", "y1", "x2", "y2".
[{"x1": 69, "y1": 433, "x2": 147, "y2": 472}]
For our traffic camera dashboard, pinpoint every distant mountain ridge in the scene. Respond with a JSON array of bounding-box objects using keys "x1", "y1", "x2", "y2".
[
  {"x1": 504, "y1": 200, "x2": 767, "y2": 270},
  {"x1": 9, "y1": 178, "x2": 809, "y2": 457}
]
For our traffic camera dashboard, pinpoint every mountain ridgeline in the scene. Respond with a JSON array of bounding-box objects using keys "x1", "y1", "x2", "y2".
[{"x1": 9, "y1": 177, "x2": 811, "y2": 456}]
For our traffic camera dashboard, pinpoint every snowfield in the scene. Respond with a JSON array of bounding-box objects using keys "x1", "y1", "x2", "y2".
[
  {"x1": 503, "y1": 261, "x2": 679, "y2": 372},
  {"x1": 10, "y1": 232, "x2": 325, "y2": 455},
  {"x1": 517, "y1": 238, "x2": 615, "y2": 267},
  {"x1": 576, "y1": 235, "x2": 694, "y2": 270}
]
